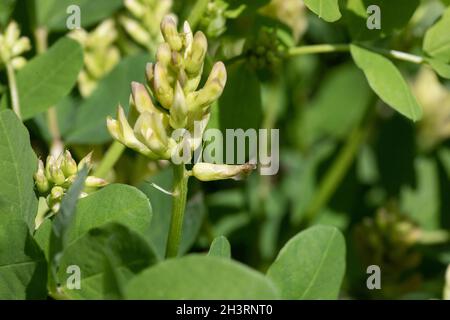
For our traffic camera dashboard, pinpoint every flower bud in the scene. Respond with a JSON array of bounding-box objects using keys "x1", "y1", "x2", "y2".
[
  {"x1": 50, "y1": 165, "x2": 66, "y2": 186},
  {"x1": 10, "y1": 57, "x2": 27, "y2": 69},
  {"x1": 134, "y1": 112, "x2": 169, "y2": 158},
  {"x1": 192, "y1": 163, "x2": 255, "y2": 181},
  {"x1": 160, "y1": 15, "x2": 182, "y2": 51},
  {"x1": 11, "y1": 37, "x2": 31, "y2": 57},
  {"x1": 185, "y1": 31, "x2": 207, "y2": 75},
  {"x1": 34, "y1": 160, "x2": 49, "y2": 194},
  {"x1": 85, "y1": 176, "x2": 108, "y2": 188},
  {"x1": 152, "y1": 62, "x2": 174, "y2": 109},
  {"x1": 107, "y1": 106, "x2": 157, "y2": 158},
  {"x1": 5, "y1": 21, "x2": 19, "y2": 46},
  {"x1": 61, "y1": 150, "x2": 78, "y2": 177},
  {"x1": 131, "y1": 82, "x2": 158, "y2": 114},
  {"x1": 170, "y1": 81, "x2": 188, "y2": 128},
  {"x1": 120, "y1": 15, "x2": 151, "y2": 46},
  {"x1": 146, "y1": 63, "x2": 154, "y2": 83},
  {"x1": 124, "y1": 0, "x2": 145, "y2": 18},
  {"x1": 183, "y1": 21, "x2": 194, "y2": 53},
  {"x1": 156, "y1": 43, "x2": 172, "y2": 66},
  {"x1": 48, "y1": 186, "x2": 65, "y2": 212},
  {"x1": 77, "y1": 151, "x2": 93, "y2": 171},
  {"x1": 45, "y1": 155, "x2": 56, "y2": 180},
  {"x1": 187, "y1": 62, "x2": 227, "y2": 111}
]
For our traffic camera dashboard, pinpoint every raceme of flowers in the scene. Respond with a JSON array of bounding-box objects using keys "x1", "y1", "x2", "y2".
[
  {"x1": 34, "y1": 150, "x2": 107, "y2": 213},
  {"x1": 0, "y1": 21, "x2": 30, "y2": 70},
  {"x1": 107, "y1": 15, "x2": 255, "y2": 181},
  {"x1": 120, "y1": 0, "x2": 173, "y2": 52},
  {"x1": 69, "y1": 19, "x2": 120, "y2": 97}
]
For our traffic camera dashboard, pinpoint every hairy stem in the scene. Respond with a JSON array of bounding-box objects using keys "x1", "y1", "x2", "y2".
[
  {"x1": 93, "y1": 141, "x2": 126, "y2": 179},
  {"x1": 6, "y1": 62, "x2": 21, "y2": 119},
  {"x1": 166, "y1": 164, "x2": 189, "y2": 258}
]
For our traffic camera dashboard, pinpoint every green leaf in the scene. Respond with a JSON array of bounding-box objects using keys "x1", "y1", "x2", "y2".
[
  {"x1": 34, "y1": 95, "x2": 79, "y2": 143},
  {"x1": 0, "y1": 219, "x2": 47, "y2": 299},
  {"x1": 35, "y1": 0, "x2": 123, "y2": 31},
  {"x1": 66, "y1": 184, "x2": 153, "y2": 246},
  {"x1": 219, "y1": 62, "x2": 262, "y2": 132},
  {"x1": 0, "y1": 110, "x2": 38, "y2": 229},
  {"x1": 0, "y1": 0, "x2": 16, "y2": 27},
  {"x1": 57, "y1": 223, "x2": 158, "y2": 299},
  {"x1": 208, "y1": 236, "x2": 231, "y2": 258},
  {"x1": 426, "y1": 59, "x2": 450, "y2": 79},
  {"x1": 401, "y1": 157, "x2": 440, "y2": 230},
  {"x1": 267, "y1": 225, "x2": 346, "y2": 299},
  {"x1": 300, "y1": 63, "x2": 372, "y2": 146},
  {"x1": 304, "y1": 0, "x2": 342, "y2": 22},
  {"x1": 66, "y1": 54, "x2": 150, "y2": 144},
  {"x1": 125, "y1": 255, "x2": 279, "y2": 299},
  {"x1": 139, "y1": 168, "x2": 206, "y2": 258},
  {"x1": 350, "y1": 45, "x2": 422, "y2": 121},
  {"x1": 49, "y1": 167, "x2": 88, "y2": 287},
  {"x1": 15, "y1": 37, "x2": 83, "y2": 120},
  {"x1": 34, "y1": 217, "x2": 52, "y2": 261},
  {"x1": 344, "y1": 0, "x2": 420, "y2": 40},
  {"x1": 424, "y1": 7, "x2": 450, "y2": 63}
]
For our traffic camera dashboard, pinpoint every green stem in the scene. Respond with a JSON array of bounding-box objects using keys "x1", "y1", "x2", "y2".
[
  {"x1": 93, "y1": 141, "x2": 126, "y2": 179},
  {"x1": 6, "y1": 62, "x2": 21, "y2": 119},
  {"x1": 288, "y1": 44, "x2": 350, "y2": 56},
  {"x1": 288, "y1": 43, "x2": 425, "y2": 65},
  {"x1": 187, "y1": 0, "x2": 209, "y2": 30},
  {"x1": 302, "y1": 109, "x2": 374, "y2": 224},
  {"x1": 166, "y1": 164, "x2": 189, "y2": 258}
]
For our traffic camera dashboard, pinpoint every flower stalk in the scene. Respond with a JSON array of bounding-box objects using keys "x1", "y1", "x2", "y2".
[{"x1": 166, "y1": 164, "x2": 189, "y2": 258}]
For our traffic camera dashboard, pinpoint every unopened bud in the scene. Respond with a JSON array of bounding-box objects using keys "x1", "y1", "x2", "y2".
[
  {"x1": 185, "y1": 31, "x2": 207, "y2": 75},
  {"x1": 192, "y1": 163, "x2": 255, "y2": 181},
  {"x1": 146, "y1": 63, "x2": 154, "y2": 83},
  {"x1": 11, "y1": 37, "x2": 31, "y2": 56},
  {"x1": 152, "y1": 62, "x2": 174, "y2": 109},
  {"x1": 107, "y1": 106, "x2": 157, "y2": 158},
  {"x1": 170, "y1": 81, "x2": 188, "y2": 128},
  {"x1": 34, "y1": 159, "x2": 49, "y2": 194},
  {"x1": 160, "y1": 16, "x2": 182, "y2": 51},
  {"x1": 50, "y1": 165, "x2": 65, "y2": 185},
  {"x1": 5, "y1": 21, "x2": 19, "y2": 46},
  {"x1": 85, "y1": 176, "x2": 108, "y2": 188},
  {"x1": 120, "y1": 15, "x2": 151, "y2": 46},
  {"x1": 183, "y1": 21, "x2": 194, "y2": 53},
  {"x1": 187, "y1": 62, "x2": 227, "y2": 111},
  {"x1": 48, "y1": 186, "x2": 64, "y2": 212},
  {"x1": 131, "y1": 82, "x2": 158, "y2": 114},
  {"x1": 61, "y1": 150, "x2": 78, "y2": 177},
  {"x1": 134, "y1": 112, "x2": 169, "y2": 157},
  {"x1": 156, "y1": 43, "x2": 172, "y2": 66},
  {"x1": 124, "y1": 0, "x2": 144, "y2": 18},
  {"x1": 77, "y1": 151, "x2": 93, "y2": 171}
]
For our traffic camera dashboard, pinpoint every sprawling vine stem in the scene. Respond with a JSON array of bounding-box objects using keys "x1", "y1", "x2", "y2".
[{"x1": 166, "y1": 164, "x2": 189, "y2": 258}]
